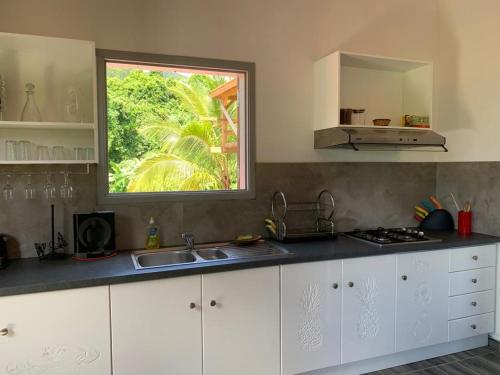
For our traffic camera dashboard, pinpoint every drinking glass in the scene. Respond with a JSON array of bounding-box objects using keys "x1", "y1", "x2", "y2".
[
  {"x1": 5, "y1": 140, "x2": 17, "y2": 160},
  {"x1": 37, "y1": 145, "x2": 50, "y2": 161},
  {"x1": 24, "y1": 174, "x2": 36, "y2": 200},
  {"x1": 74, "y1": 147, "x2": 85, "y2": 160},
  {"x1": 60, "y1": 172, "x2": 73, "y2": 199},
  {"x1": 2, "y1": 174, "x2": 14, "y2": 201},
  {"x1": 84, "y1": 147, "x2": 94, "y2": 161},
  {"x1": 18, "y1": 140, "x2": 32, "y2": 160},
  {"x1": 52, "y1": 146, "x2": 65, "y2": 160},
  {"x1": 43, "y1": 174, "x2": 56, "y2": 200}
]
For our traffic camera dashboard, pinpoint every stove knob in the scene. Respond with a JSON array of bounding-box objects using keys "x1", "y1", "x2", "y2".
[
  {"x1": 418, "y1": 231, "x2": 425, "y2": 237},
  {"x1": 401, "y1": 227, "x2": 407, "y2": 232}
]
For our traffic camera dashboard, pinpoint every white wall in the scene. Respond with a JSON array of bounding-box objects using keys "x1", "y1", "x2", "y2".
[
  {"x1": 0, "y1": 0, "x2": 439, "y2": 162},
  {"x1": 436, "y1": 0, "x2": 500, "y2": 162}
]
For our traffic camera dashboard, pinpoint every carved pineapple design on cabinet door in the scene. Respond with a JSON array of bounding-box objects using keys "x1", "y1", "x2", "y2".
[
  {"x1": 281, "y1": 260, "x2": 342, "y2": 375},
  {"x1": 299, "y1": 283, "x2": 323, "y2": 352},
  {"x1": 356, "y1": 277, "x2": 380, "y2": 340},
  {"x1": 342, "y1": 255, "x2": 396, "y2": 364}
]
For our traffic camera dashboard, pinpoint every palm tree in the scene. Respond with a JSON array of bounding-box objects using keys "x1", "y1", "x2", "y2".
[{"x1": 126, "y1": 76, "x2": 237, "y2": 192}]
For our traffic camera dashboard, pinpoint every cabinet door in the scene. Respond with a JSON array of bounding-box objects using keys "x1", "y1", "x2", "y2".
[
  {"x1": 202, "y1": 267, "x2": 280, "y2": 375},
  {"x1": 0, "y1": 286, "x2": 111, "y2": 375},
  {"x1": 111, "y1": 276, "x2": 202, "y2": 375},
  {"x1": 396, "y1": 250, "x2": 449, "y2": 352},
  {"x1": 342, "y1": 255, "x2": 396, "y2": 364},
  {"x1": 281, "y1": 261, "x2": 342, "y2": 375}
]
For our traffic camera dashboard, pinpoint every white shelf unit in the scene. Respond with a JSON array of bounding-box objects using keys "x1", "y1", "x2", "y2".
[
  {"x1": 0, "y1": 32, "x2": 98, "y2": 164},
  {"x1": 314, "y1": 51, "x2": 433, "y2": 131}
]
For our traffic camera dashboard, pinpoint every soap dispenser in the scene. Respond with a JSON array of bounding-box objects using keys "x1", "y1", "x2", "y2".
[{"x1": 145, "y1": 217, "x2": 160, "y2": 250}]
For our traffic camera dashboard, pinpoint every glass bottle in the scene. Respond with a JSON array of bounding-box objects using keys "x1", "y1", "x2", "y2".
[
  {"x1": 20, "y1": 83, "x2": 42, "y2": 122},
  {"x1": 64, "y1": 87, "x2": 80, "y2": 122}
]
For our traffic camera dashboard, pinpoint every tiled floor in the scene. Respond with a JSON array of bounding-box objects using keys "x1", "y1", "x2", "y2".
[{"x1": 364, "y1": 345, "x2": 500, "y2": 374}]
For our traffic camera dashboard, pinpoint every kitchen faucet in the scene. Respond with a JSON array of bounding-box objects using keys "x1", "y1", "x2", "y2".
[{"x1": 182, "y1": 233, "x2": 195, "y2": 250}]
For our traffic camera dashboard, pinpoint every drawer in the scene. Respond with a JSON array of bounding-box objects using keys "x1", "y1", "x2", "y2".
[
  {"x1": 449, "y1": 267, "x2": 495, "y2": 296},
  {"x1": 450, "y1": 245, "x2": 496, "y2": 272},
  {"x1": 448, "y1": 290, "x2": 495, "y2": 320},
  {"x1": 449, "y1": 312, "x2": 495, "y2": 341}
]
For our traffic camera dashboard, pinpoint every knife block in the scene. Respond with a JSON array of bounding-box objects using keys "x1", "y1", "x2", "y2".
[{"x1": 419, "y1": 209, "x2": 455, "y2": 231}]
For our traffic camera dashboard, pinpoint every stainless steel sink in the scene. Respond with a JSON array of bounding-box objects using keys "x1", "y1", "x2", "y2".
[
  {"x1": 132, "y1": 241, "x2": 290, "y2": 270},
  {"x1": 196, "y1": 248, "x2": 229, "y2": 260},
  {"x1": 134, "y1": 250, "x2": 196, "y2": 269}
]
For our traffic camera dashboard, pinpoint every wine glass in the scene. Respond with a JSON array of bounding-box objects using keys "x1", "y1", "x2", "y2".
[
  {"x1": 60, "y1": 172, "x2": 73, "y2": 199},
  {"x1": 24, "y1": 174, "x2": 36, "y2": 200},
  {"x1": 43, "y1": 174, "x2": 56, "y2": 200},
  {"x1": 2, "y1": 174, "x2": 14, "y2": 201}
]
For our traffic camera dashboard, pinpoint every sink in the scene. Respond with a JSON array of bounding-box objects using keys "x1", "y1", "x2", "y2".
[
  {"x1": 134, "y1": 250, "x2": 196, "y2": 269},
  {"x1": 196, "y1": 248, "x2": 229, "y2": 261},
  {"x1": 132, "y1": 241, "x2": 290, "y2": 270}
]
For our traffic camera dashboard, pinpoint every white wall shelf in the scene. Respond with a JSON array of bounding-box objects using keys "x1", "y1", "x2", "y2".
[
  {"x1": 0, "y1": 32, "x2": 98, "y2": 164},
  {"x1": 0, "y1": 160, "x2": 96, "y2": 165},
  {"x1": 0, "y1": 121, "x2": 95, "y2": 130},
  {"x1": 314, "y1": 51, "x2": 433, "y2": 131}
]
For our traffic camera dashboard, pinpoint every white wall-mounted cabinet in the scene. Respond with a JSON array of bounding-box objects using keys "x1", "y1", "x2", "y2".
[
  {"x1": 396, "y1": 251, "x2": 449, "y2": 352},
  {"x1": 314, "y1": 51, "x2": 433, "y2": 131},
  {"x1": 0, "y1": 286, "x2": 111, "y2": 375},
  {"x1": 0, "y1": 32, "x2": 98, "y2": 164},
  {"x1": 281, "y1": 260, "x2": 342, "y2": 375}
]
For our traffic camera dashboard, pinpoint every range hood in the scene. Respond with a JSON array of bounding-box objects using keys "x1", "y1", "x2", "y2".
[{"x1": 314, "y1": 127, "x2": 447, "y2": 152}]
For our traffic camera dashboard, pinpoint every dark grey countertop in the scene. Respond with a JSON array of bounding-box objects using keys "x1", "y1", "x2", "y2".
[{"x1": 0, "y1": 231, "x2": 498, "y2": 297}]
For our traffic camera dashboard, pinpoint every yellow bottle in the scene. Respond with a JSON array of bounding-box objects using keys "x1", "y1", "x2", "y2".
[{"x1": 145, "y1": 216, "x2": 160, "y2": 250}]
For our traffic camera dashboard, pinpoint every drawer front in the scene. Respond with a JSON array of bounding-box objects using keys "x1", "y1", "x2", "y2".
[
  {"x1": 448, "y1": 290, "x2": 495, "y2": 320},
  {"x1": 449, "y1": 267, "x2": 495, "y2": 296},
  {"x1": 449, "y1": 312, "x2": 495, "y2": 341},
  {"x1": 449, "y1": 245, "x2": 496, "y2": 272}
]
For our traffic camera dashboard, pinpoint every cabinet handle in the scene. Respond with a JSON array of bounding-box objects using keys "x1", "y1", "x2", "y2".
[
  {"x1": 401, "y1": 275, "x2": 408, "y2": 281},
  {"x1": 348, "y1": 282, "x2": 354, "y2": 288},
  {"x1": 332, "y1": 283, "x2": 339, "y2": 289},
  {"x1": 189, "y1": 302, "x2": 196, "y2": 309},
  {"x1": 471, "y1": 324, "x2": 477, "y2": 330},
  {"x1": 471, "y1": 278, "x2": 478, "y2": 284},
  {"x1": 471, "y1": 301, "x2": 478, "y2": 307},
  {"x1": 210, "y1": 300, "x2": 217, "y2": 307},
  {"x1": 0, "y1": 328, "x2": 8, "y2": 336},
  {"x1": 472, "y1": 255, "x2": 478, "y2": 261}
]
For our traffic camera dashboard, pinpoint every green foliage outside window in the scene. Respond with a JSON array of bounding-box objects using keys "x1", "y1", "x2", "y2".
[{"x1": 106, "y1": 67, "x2": 239, "y2": 193}]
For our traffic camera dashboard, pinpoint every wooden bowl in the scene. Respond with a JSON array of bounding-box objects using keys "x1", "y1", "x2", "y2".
[{"x1": 373, "y1": 118, "x2": 391, "y2": 126}]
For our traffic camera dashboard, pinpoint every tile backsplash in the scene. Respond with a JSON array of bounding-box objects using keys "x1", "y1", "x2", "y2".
[
  {"x1": 1, "y1": 162, "x2": 437, "y2": 258},
  {"x1": 436, "y1": 162, "x2": 500, "y2": 237}
]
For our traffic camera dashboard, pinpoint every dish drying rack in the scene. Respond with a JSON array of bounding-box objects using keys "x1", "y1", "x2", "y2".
[{"x1": 268, "y1": 189, "x2": 335, "y2": 242}]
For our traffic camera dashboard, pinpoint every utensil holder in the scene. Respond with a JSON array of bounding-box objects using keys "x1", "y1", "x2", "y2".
[
  {"x1": 458, "y1": 210, "x2": 472, "y2": 235},
  {"x1": 419, "y1": 209, "x2": 455, "y2": 231}
]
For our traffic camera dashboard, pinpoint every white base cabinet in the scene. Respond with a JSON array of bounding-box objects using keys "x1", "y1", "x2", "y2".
[
  {"x1": 341, "y1": 255, "x2": 396, "y2": 364},
  {"x1": 0, "y1": 286, "x2": 111, "y2": 375},
  {"x1": 281, "y1": 245, "x2": 497, "y2": 374},
  {"x1": 396, "y1": 250, "x2": 449, "y2": 352},
  {"x1": 111, "y1": 276, "x2": 202, "y2": 375},
  {"x1": 110, "y1": 266, "x2": 280, "y2": 375},
  {"x1": 202, "y1": 267, "x2": 280, "y2": 375},
  {"x1": 281, "y1": 260, "x2": 342, "y2": 375}
]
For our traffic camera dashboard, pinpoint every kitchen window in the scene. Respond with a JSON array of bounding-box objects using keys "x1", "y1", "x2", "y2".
[{"x1": 96, "y1": 49, "x2": 255, "y2": 203}]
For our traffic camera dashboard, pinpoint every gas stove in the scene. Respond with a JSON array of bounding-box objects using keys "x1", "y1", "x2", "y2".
[{"x1": 343, "y1": 227, "x2": 442, "y2": 247}]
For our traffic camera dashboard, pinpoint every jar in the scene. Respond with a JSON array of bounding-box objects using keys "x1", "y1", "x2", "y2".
[{"x1": 352, "y1": 109, "x2": 366, "y2": 125}]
